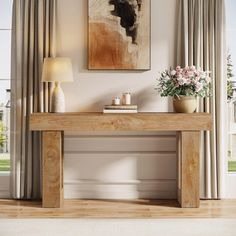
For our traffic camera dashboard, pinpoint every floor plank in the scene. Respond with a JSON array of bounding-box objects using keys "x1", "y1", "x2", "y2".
[{"x1": 0, "y1": 199, "x2": 235, "y2": 218}]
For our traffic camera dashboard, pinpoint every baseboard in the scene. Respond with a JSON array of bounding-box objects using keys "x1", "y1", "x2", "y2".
[{"x1": 64, "y1": 179, "x2": 177, "y2": 199}]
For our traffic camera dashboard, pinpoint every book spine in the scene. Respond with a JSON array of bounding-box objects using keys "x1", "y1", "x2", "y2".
[
  {"x1": 103, "y1": 109, "x2": 138, "y2": 114},
  {"x1": 104, "y1": 106, "x2": 138, "y2": 110},
  {"x1": 105, "y1": 108, "x2": 137, "y2": 110}
]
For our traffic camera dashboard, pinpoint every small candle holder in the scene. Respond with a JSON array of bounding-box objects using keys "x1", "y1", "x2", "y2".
[
  {"x1": 112, "y1": 97, "x2": 121, "y2": 105},
  {"x1": 122, "y1": 92, "x2": 131, "y2": 105}
]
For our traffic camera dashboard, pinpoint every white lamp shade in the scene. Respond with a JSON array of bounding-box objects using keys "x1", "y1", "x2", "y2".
[{"x1": 42, "y1": 57, "x2": 73, "y2": 82}]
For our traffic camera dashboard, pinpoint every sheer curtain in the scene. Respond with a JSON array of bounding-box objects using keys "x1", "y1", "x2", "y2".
[
  {"x1": 10, "y1": 0, "x2": 57, "y2": 199},
  {"x1": 176, "y1": 0, "x2": 227, "y2": 198}
]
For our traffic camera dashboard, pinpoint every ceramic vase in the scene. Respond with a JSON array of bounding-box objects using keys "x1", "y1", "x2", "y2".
[{"x1": 173, "y1": 95, "x2": 197, "y2": 113}]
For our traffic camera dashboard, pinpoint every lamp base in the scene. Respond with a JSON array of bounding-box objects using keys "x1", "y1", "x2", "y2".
[{"x1": 51, "y1": 82, "x2": 65, "y2": 112}]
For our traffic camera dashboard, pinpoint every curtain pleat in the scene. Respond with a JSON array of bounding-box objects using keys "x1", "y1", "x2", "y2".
[
  {"x1": 176, "y1": 0, "x2": 227, "y2": 199},
  {"x1": 10, "y1": 0, "x2": 57, "y2": 199}
]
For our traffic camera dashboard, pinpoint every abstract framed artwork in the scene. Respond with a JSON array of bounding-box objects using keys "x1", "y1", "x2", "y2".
[{"x1": 88, "y1": 0, "x2": 151, "y2": 70}]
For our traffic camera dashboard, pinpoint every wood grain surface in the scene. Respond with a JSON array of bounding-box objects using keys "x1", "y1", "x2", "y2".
[
  {"x1": 32, "y1": 112, "x2": 212, "y2": 208},
  {"x1": 0, "y1": 199, "x2": 235, "y2": 218},
  {"x1": 177, "y1": 131, "x2": 200, "y2": 208},
  {"x1": 30, "y1": 112, "x2": 212, "y2": 131},
  {"x1": 42, "y1": 131, "x2": 64, "y2": 208}
]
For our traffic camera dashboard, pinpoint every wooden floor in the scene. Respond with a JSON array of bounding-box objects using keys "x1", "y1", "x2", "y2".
[{"x1": 0, "y1": 199, "x2": 236, "y2": 218}]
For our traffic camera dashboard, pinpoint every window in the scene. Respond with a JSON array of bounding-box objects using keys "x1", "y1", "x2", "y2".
[
  {"x1": 226, "y1": 0, "x2": 236, "y2": 173},
  {"x1": 0, "y1": 0, "x2": 13, "y2": 174}
]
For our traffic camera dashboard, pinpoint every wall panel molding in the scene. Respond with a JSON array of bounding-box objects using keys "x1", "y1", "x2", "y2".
[
  {"x1": 64, "y1": 133, "x2": 177, "y2": 199},
  {"x1": 64, "y1": 179, "x2": 176, "y2": 199}
]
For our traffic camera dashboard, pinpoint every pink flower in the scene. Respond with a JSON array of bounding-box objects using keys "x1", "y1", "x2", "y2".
[
  {"x1": 190, "y1": 66, "x2": 196, "y2": 71},
  {"x1": 176, "y1": 73, "x2": 183, "y2": 78},
  {"x1": 186, "y1": 71, "x2": 194, "y2": 77},
  {"x1": 182, "y1": 68, "x2": 193, "y2": 78},
  {"x1": 157, "y1": 66, "x2": 211, "y2": 98},
  {"x1": 175, "y1": 66, "x2": 183, "y2": 75}
]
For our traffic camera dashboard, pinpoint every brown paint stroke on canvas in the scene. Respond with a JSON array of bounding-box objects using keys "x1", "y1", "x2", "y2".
[{"x1": 89, "y1": 22, "x2": 135, "y2": 69}]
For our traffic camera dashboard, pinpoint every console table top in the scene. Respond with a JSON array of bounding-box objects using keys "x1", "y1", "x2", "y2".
[{"x1": 30, "y1": 112, "x2": 212, "y2": 132}]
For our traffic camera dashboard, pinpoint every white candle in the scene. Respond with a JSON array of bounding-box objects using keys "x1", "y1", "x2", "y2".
[
  {"x1": 122, "y1": 92, "x2": 131, "y2": 105},
  {"x1": 113, "y1": 97, "x2": 121, "y2": 105}
]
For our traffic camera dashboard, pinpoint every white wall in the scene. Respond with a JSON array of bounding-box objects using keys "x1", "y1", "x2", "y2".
[{"x1": 57, "y1": 0, "x2": 177, "y2": 199}]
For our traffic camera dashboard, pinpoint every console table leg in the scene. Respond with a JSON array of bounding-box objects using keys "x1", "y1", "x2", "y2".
[
  {"x1": 177, "y1": 131, "x2": 200, "y2": 208},
  {"x1": 42, "y1": 131, "x2": 64, "y2": 208}
]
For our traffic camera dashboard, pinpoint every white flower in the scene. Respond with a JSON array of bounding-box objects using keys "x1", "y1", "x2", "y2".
[
  {"x1": 163, "y1": 75, "x2": 170, "y2": 81},
  {"x1": 206, "y1": 76, "x2": 211, "y2": 83},
  {"x1": 185, "y1": 78, "x2": 191, "y2": 85},
  {"x1": 171, "y1": 70, "x2": 176, "y2": 76},
  {"x1": 177, "y1": 77, "x2": 187, "y2": 85},
  {"x1": 195, "y1": 82, "x2": 203, "y2": 92}
]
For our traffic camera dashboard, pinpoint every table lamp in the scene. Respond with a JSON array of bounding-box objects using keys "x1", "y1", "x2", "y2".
[{"x1": 42, "y1": 57, "x2": 73, "y2": 112}]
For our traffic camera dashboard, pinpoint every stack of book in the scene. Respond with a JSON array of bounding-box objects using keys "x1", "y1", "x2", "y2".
[{"x1": 103, "y1": 105, "x2": 138, "y2": 113}]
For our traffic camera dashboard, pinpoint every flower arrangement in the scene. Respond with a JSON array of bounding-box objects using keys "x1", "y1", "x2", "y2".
[{"x1": 156, "y1": 66, "x2": 211, "y2": 98}]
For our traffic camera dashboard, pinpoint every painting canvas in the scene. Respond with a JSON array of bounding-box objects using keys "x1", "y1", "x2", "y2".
[{"x1": 88, "y1": 0, "x2": 151, "y2": 70}]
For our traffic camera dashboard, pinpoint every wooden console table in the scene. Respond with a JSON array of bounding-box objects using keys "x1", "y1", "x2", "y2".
[{"x1": 30, "y1": 112, "x2": 212, "y2": 208}]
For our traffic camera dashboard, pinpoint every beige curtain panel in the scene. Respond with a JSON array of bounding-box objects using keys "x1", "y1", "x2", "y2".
[
  {"x1": 10, "y1": 0, "x2": 57, "y2": 199},
  {"x1": 176, "y1": 0, "x2": 227, "y2": 199}
]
